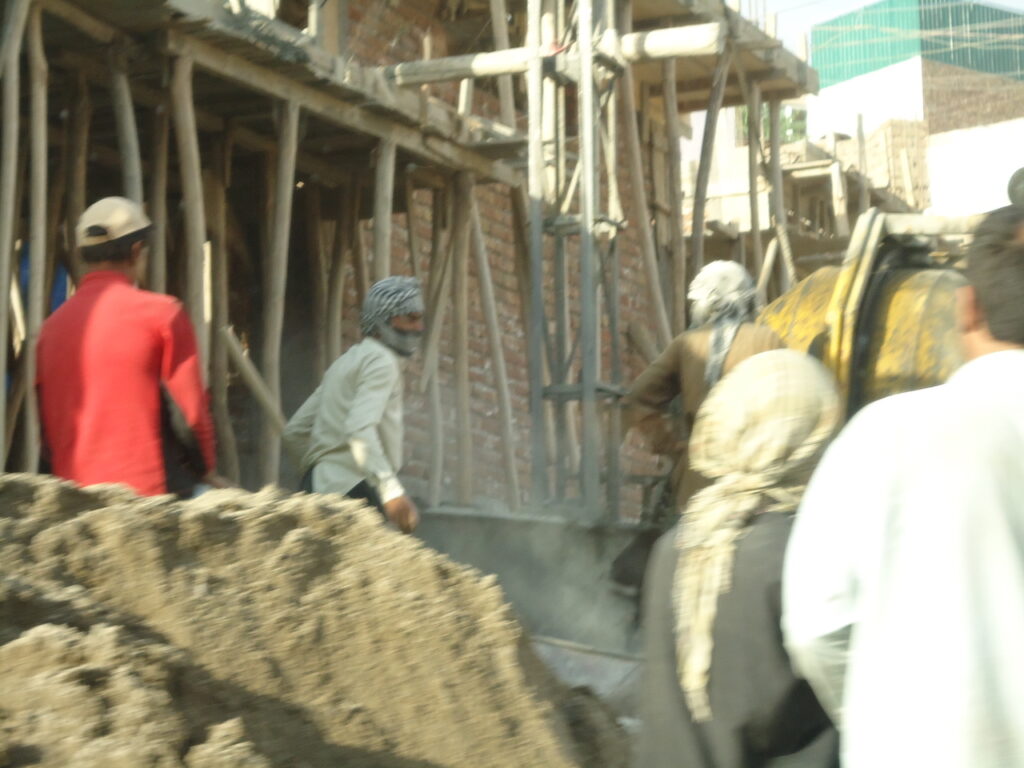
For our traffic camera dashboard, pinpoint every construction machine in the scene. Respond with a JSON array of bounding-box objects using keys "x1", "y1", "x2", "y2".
[{"x1": 417, "y1": 179, "x2": 1023, "y2": 716}]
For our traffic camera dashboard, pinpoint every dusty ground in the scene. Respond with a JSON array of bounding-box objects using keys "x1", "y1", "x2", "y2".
[{"x1": 0, "y1": 474, "x2": 628, "y2": 767}]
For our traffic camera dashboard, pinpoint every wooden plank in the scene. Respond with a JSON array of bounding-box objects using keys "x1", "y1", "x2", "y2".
[
  {"x1": 148, "y1": 100, "x2": 170, "y2": 292},
  {"x1": 0, "y1": 0, "x2": 27, "y2": 467},
  {"x1": 163, "y1": 30, "x2": 518, "y2": 187},
  {"x1": 222, "y1": 325, "x2": 286, "y2": 434},
  {"x1": 260, "y1": 99, "x2": 301, "y2": 484},
  {"x1": 21, "y1": 6, "x2": 46, "y2": 471},
  {"x1": 171, "y1": 55, "x2": 210, "y2": 367},
  {"x1": 109, "y1": 51, "x2": 144, "y2": 204},
  {"x1": 662, "y1": 59, "x2": 688, "y2": 335},
  {"x1": 372, "y1": 138, "x2": 396, "y2": 281},
  {"x1": 65, "y1": 74, "x2": 90, "y2": 284},
  {"x1": 470, "y1": 191, "x2": 520, "y2": 508},
  {"x1": 690, "y1": 49, "x2": 732, "y2": 273}
]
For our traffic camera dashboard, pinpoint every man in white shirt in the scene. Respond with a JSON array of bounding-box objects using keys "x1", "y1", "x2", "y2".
[
  {"x1": 285, "y1": 276, "x2": 424, "y2": 533},
  {"x1": 783, "y1": 205, "x2": 1024, "y2": 768}
]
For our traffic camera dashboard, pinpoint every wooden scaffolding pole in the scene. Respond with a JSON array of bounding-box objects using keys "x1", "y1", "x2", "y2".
[
  {"x1": 768, "y1": 97, "x2": 797, "y2": 289},
  {"x1": 690, "y1": 49, "x2": 732, "y2": 273},
  {"x1": 470, "y1": 192, "x2": 520, "y2": 508},
  {"x1": 0, "y1": 0, "x2": 29, "y2": 467},
  {"x1": 260, "y1": 99, "x2": 300, "y2": 483},
  {"x1": 222, "y1": 326, "x2": 286, "y2": 434},
  {"x1": 326, "y1": 188, "x2": 351, "y2": 361},
  {"x1": 170, "y1": 55, "x2": 210, "y2": 366},
  {"x1": 22, "y1": 6, "x2": 47, "y2": 470},
  {"x1": 746, "y1": 80, "x2": 764, "y2": 275},
  {"x1": 149, "y1": 100, "x2": 170, "y2": 292},
  {"x1": 452, "y1": 172, "x2": 473, "y2": 505},
  {"x1": 205, "y1": 144, "x2": 241, "y2": 483},
  {"x1": 621, "y1": 64, "x2": 673, "y2": 349},
  {"x1": 857, "y1": 113, "x2": 870, "y2": 214},
  {"x1": 66, "y1": 74, "x2": 90, "y2": 283},
  {"x1": 110, "y1": 49, "x2": 143, "y2": 204},
  {"x1": 426, "y1": 186, "x2": 448, "y2": 507},
  {"x1": 372, "y1": 138, "x2": 396, "y2": 281},
  {"x1": 306, "y1": 184, "x2": 329, "y2": 376},
  {"x1": 662, "y1": 59, "x2": 688, "y2": 334}
]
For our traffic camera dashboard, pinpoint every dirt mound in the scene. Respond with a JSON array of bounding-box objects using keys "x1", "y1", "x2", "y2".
[{"x1": 0, "y1": 474, "x2": 627, "y2": 767}]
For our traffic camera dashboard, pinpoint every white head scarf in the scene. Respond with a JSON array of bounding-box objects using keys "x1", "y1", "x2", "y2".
[
  {"x1": 687, "y1": 261, "x2": 759, "y2": 389},
  {"x1": 360, "y1": 276, "x2": 424, "y2": 357},
  {"x1": 673, "y1": 349, "x2": 841, "y2": 721}
]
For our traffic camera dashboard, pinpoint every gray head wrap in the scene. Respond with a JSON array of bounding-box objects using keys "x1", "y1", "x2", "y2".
[
  {"x1": 687, "y1": 261, "x2": 758, "y2": 389},
  {"x1": 361, "y1": 276, "x2": 424, "y2": 357}
]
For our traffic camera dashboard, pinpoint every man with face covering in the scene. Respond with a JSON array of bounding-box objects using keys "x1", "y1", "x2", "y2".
[
  {"x1": 284, "y1": 276, "x2": 424, "y2": 533},
  {"x1": 613, "y1": 262, "x2": 785, "y2": 592}
]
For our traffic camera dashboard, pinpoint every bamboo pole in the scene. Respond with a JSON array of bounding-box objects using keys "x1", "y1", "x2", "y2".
[
  {"x1": 746, "y1": 80, "x2": 764, "y2": 275},
  {"x1": 259, "y1": 99, "x2": 300, "y2": 484},
  {"x1": 621, "y1": 64, "x2": 673, "y2": 349},
  {"x1": 662, "y1": 59, "x2": 688, "y2": 335},
  {"x1": 149, "y1": 101, "x2": 170, "y2": 292},
  {"x1": 110, "y1": 50, "x2": 143, "y2": 204},
  {"x1": 205, "y1": 147, "x2": 241, "y2": 483},
  {"x1": 0, "y1": 0, "x2": 30, "y2": 83},
  {"x1": 452, "y1": 172, "x2": 473, "y2": 505},
  {"x1": 221, "y1": 325, "x2": 286, "y2": 434},
  {"x1": 65, "y1": 74, "x2": 90, "y2": 284},
  {"x1": 372, "y1": 138, "x2": 396, "y2": 281},
  {"x1": 470, "y1": 192, "x2": 520, "y2": 508},
  {"x1": 170, "y1": 55, "x2": 210, "y2": 366},
  {"x1": 0, "y1": 0, "x2": 28, "y2": 467},
  {"x1": 690, "y1": 49, "x2": 732, "y2": 273},
  {"x1": 22, "y1": 6, "x2": 47, "y2": 470}
]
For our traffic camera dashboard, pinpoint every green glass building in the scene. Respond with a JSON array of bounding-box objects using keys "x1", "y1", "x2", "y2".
[{"x1": 812, "y1": 0, "x2": 1024, "y2": 89}]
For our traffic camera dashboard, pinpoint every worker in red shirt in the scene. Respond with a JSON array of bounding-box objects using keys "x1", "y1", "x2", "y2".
[{"x1": 36, "y1": 196, "x2": 227, "y2": 497}]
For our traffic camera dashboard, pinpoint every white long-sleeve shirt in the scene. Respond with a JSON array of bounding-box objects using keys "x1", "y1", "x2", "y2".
[
  {"x1": 283, "y1": 337, "x2": 406, "y2": 502},
  {"x1": 783, "y1": 350, "x2": 1024, "y2": 768}
]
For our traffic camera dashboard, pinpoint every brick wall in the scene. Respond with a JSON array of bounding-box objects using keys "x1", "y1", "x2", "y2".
[{"x1": 922, "y1": 59, "x2": 1024, "y2": 135}]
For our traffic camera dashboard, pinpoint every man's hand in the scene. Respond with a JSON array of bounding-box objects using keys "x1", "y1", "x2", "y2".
[{"x1": 383, "y1": 495, "x2": 420, "y2": 534}]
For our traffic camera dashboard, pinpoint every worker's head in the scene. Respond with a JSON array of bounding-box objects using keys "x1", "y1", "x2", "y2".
[
  {"x1": 688, "y1": 260, "x2": 757, "y2": 329},
  {"x1": 360, "y1": 276, "x2": 425, "y2": 357},
  {"x1": 77, "y1": 197, "x2": 152, "y2": 281},
  {"x1": 957, "y1": 205, "x2": 1024, "y2": 359}
]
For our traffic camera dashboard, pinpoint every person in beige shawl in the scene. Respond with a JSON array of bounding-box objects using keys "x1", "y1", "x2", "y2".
[{"x1": 639, "y1": 349, "x2": 840, "y2": 768}]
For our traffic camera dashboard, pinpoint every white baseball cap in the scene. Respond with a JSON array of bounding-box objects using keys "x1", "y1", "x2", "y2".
[{"x1": 77, "y1": 196, "x2": 152, "y2": 249}]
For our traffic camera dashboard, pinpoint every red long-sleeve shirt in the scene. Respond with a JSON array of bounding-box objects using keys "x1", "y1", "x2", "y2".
[{"x1": 36, "y1": 271, "x2": 216, "y2": 496}]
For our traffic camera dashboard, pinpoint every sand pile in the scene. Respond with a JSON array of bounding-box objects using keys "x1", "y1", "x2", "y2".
[{"x1": 0, "y1": 474, "x2": 626, "y2": 767}]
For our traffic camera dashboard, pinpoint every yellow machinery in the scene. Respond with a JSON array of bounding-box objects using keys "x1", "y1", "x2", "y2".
[{"x1": 759, "y1": 209, "x2": 982, "y2": 416}]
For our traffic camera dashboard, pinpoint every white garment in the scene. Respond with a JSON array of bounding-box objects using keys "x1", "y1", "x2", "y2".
[
  {"x1": 783, "y1": 350, "x2": 1024, "y2": 768},
  {"x1": 283, "y1": 337, "x2": 406, "y2": 502}
]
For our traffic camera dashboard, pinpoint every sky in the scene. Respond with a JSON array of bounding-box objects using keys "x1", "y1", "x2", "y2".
[{"x1": 759, "y1": 0, "x2": 1024, "y2": 57}]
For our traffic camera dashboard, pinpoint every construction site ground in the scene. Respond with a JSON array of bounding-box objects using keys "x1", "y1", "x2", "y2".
[{"x1": 0, "y1": 474, "x2": 629, "y2": 767}]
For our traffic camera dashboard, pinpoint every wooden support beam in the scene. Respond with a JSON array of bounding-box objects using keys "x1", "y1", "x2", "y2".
[
  {"x1": 306, "y1": 184, "x2": 329, "y2": 376},
  {"x1": 38, "y1": 0, "x2": 117, "y2": 44},
  {"x1": 830, "y1": 161, "x2": 850, "y2": 237},
  {"x1": 662, "y1": 59, "x2": 688, "y2": 335},
  {"x1": 452, "y1": 173, "x2": 473, "y2": 505},
  {"x1": 149, "y1": 101, "x2": 170, "y2": 292},
  {"x1": 260, "y1": 99, "x2": 300, "y2": 484},
  {"x1": 0, "y1": 0, "x2": 30, "y2": 82},
  {"x1": 164, "y1": 30, "x2": 517, "y2": 187},
  {"x1": 205, "y1": 147, "x2": 241, "y2": 483},
  {"x1": 470, "y1": 192, "x2": 520, "y2": 508},
  {"x1": 109, "y1": 51, "x2": 144, "y2": 204},
  {"x1": 857, "y1": 113, "x2": 869, "y2": 214},
  {"x1": 426, "y1": 187, "x2": 448, "y2": 507},
  {"x1": 222, "y1": 325, "x2": 286, "y2": 434},
  {"x1": 621, "y1": 64, "x2": 673, "y2": 349},
  {"x1": 372, "y1": 138, "x2": 397, "y2": 281},
  {"x1": 488, "y1": 0, "x2": 517, "y2": 128},
  {"x1": 22, "y1": 6, "x2": 46, "y2": 471},
  {"x1": 0, "y1": 0, "x2": 28, "y2": 467},
  {"x1": 746, "y1": 80, "x2": 764, "y2": 275},
  {"x1": 66, "y1": 75, "x2": 90, "y2": 284},
  {"x1": 326, "y1": 188, "x2": 352, "y2": 361},
  {"x1": 171, "y1": 55, "x2": 210, "y2": 366},
  {"x1": 403, "y1": 174, "x2": 424, "y2": 283},
  {"x1": 691, "y1": 49, "x2": 732, "y2": 273}
]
